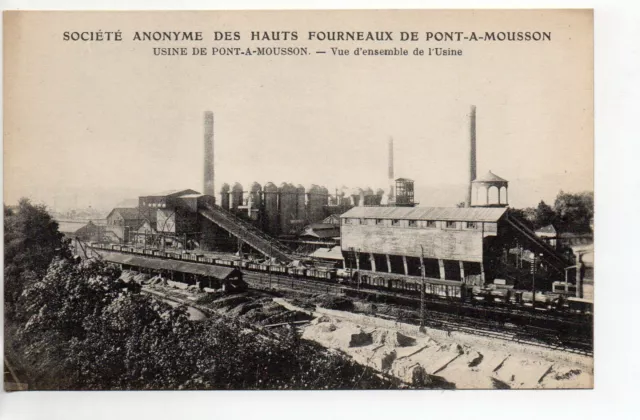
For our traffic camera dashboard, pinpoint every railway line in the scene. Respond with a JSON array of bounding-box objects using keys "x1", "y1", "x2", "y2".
[
  {"x1": 87, "y1": 244, "x2": 592, "y2": 355},
  {"x1": 241, "y1": 269, "x2": 593, "y2": 356}
]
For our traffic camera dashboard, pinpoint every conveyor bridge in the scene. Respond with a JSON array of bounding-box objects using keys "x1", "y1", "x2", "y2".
[{"x1": 199, "y1": 204, "x2": 294, "y2": 263}]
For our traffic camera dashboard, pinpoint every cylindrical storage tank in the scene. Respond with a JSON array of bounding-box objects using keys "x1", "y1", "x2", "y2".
[
  {"x1": 319, "y1": 186, "x2": 329, "y2": 218},
  {"x1": 296, "y1": 184, "x2": 306, "y2": 222},
  {"x1": 374, "y1": 188, "x2": 385, "y2": 205},
  {"x1": 307, "y1": 184, "x2": 322, "y2": 223},
  {"x1": 337, "y1": 189, "x2": 346, "y2": 206},
  {"x1": 231, "y1": 182, "x2": 244, "y2": 211},
  {"x1": 363, "y1": 187, "x2": 374, "y2": 206},
  {"x1": 351, "y1": 187, "x2": 363, "y2": 207},
  {"x1": 278, "y1": 183, "x2": 297, "y2": 235},
  {"x1": 263, "y1": 182, "x2": 279, "y2": 235},
  {"x1": 220, "y1": 183, "x2": 230, "y2": 210},
  {"x1": 339, "y1": 186, "x2": 351, "y2": 206},
  {"x1": 250, "y1": 182, "x2": 262, "y2": 210}
]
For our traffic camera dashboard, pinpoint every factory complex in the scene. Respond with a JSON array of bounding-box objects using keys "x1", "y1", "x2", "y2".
[{"x1": 76, "y1": 107, "x2": 592, "y2": 308}]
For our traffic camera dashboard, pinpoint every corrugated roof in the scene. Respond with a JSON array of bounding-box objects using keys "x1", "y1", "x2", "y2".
[
  {"x1": 340, "y1": 206, "x2": 507, "y2": 222},
  {"x1": 97, "y1": 251, "x2": 240, "y2": 279},
  {"x1": 310, "y1": 247, "x2": 344, "y2": 261},
  {"x1": 142, "y1": 189, "x2": 200, "y2": 198}
]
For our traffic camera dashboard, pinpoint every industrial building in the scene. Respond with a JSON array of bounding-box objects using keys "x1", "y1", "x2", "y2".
[
  {"x1": 339, "y1": 106, "x2": 575, "y2": 293},
  {"x1": 89, "y1": 106, "x2": 586, "y2": 298}
]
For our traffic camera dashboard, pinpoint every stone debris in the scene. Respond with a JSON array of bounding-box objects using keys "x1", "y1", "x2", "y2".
[{"x1": 297, "y1": 301, "x2": 593, "y2": 389}]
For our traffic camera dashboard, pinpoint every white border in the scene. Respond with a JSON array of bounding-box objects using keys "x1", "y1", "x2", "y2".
[{"x1": 1, "y1": 1, "x2": 638, "y2": 420}]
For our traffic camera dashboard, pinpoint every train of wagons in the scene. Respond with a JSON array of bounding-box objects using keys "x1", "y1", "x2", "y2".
[{"x1": 90, "y1": 242, "x2": 593, "y2": 315}]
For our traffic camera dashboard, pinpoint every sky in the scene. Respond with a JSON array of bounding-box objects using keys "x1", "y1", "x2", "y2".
[{"x1": 4, "y1": 10, "x2": 593, "y2": 211}]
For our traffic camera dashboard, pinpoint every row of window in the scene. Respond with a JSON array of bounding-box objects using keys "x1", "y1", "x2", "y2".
[
  {"x1": 343, "y1": 218, "x2": 478, "y2": 229},
  {"x1": 141, "y1": 202, "x2": 167, "y2": 208}
]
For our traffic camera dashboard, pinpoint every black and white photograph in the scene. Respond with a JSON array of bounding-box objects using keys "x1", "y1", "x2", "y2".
[{"x1": 3, "y1": 9, "x2": 594, "y2": 392}]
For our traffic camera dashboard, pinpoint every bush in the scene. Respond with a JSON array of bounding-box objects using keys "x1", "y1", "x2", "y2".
[{"x1": 315, "y1": 295, "x2": 355, "y2": 311}]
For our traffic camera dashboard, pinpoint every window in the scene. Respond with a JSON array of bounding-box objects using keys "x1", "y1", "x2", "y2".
[
  {"x1": 466, "y1": 221, "x2": 477, "y2": 229},
  {"x1": 359, "y1": 218, "x2": 365, "y2": 225},
  {"x1": 391, "y1": 219, "x2": 401, "y2": 227},
  {"x1": 445, "y1": 221, "x2": 457, "y2": 229},
  {"x1": 408, "y1": 220, "x2": 417, "y2": 227},
  {"x1": 426, "y1": 220, "x2": 436, "y2": 228},
  {"x1": 376, "y1": 219, "x2": 384, "y2": 225}
]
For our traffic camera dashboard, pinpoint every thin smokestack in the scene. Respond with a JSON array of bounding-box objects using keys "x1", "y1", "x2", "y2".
[
  {"x1": 466, "y1": 105, "x2": 477, "y2": 207},
  {"x1": 388, "y1": 136, "x2": 395, "y2": 204},
  {"x1": 203, "y1": 111, "x2": 215, "y2": 197},
  {"x1": 388, "y1": 137, "x2": 394, "y2": 180}
]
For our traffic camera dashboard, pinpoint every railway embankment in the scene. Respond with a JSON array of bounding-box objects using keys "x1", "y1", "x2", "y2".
[{"x1": 136, "y1": 270, "x2": 592, "y2": 389}]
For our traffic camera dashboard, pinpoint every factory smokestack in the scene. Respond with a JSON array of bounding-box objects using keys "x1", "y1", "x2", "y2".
[
  {"x1": 388, "y1": 137, "x2": 395, "y2": 204},
  {"x1": 203, "y1": 111, "x2": 215, "y2": 197},
  {"x1": 466, "y1": 105, "x2": 477, "y2": 207},
  {"x1": 388, "y1": 137, "x2": 394, "y2": 180}
]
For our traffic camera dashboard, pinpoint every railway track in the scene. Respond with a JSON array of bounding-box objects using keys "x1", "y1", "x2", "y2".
[
  {"x1": 241, "y1": 270, "x2": 593, "y2": 356},
  {"x1": 243, "y1": 271, "x2": 344, "y2": 296}
]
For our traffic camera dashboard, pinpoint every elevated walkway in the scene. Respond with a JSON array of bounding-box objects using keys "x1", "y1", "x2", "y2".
[{"x1": 199, "y1": 204, "x2": 293, "y2": 263}]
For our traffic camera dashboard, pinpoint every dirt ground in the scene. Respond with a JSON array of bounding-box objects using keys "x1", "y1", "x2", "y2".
[
  {"x1": 129, "y1": 269, "x2": 592, "y2": 389},
  {"x1": 276, "y1": 299, "x2": 593, "y2": 389}
]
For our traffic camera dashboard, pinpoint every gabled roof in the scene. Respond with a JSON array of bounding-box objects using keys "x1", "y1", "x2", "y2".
[
  {"x1": 535, "y1": 224, "x2": 557, "y2": 235},
  {"x1": 340, "y1": 206, "x2": 507, "y2": 222},
  {"x1": 141, "y1": 189, "x2": 200, "y2": 198},
  {"x1": 107, "y1": 207, "x2": 142, "y2": 221},
  {"x1": 473, "y1": 170, "x2": 508, "y2": 183},
  {"x1": 322, "y1": 214, "x2": 342, "y2": 225},
  {"x1": 106, "y1": 207, "x2": 157, "y2": 230}
]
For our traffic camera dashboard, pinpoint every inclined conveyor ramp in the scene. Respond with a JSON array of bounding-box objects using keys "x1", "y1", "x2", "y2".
[
  {"x1": 504, "y1": 213, "x2": 570, "y2": 273},
  {"x1": 199, "y1": 204, "x2": 293, "y2": 263}
]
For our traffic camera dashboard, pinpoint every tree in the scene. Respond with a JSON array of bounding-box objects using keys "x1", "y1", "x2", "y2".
[
  {"x1": 4, "y1": 198, "x2": 71, "y2": 321},
  {"x1": 554, "y1": 191, "x2": 594, "y2": 233},
  {"x1": 533, "y1": 200, "x2": 557, "y2": 229},
  {"x1": 16, "y1": 257, "x2": 394, "y2": 390}
]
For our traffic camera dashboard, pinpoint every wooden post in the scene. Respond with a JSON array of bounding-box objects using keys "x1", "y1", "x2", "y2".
[
  {"x1": 402, "y1": 256, "x2": 409, "y2": 276},
  {"x1": 420, "y1": 246, "x2": 426, "y2": 332},
  {"x1": 438, "y1": 259, "x2": 445, "y2": 280}
]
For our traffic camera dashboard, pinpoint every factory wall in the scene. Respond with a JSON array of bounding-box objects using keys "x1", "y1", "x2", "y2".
[{"x1": 340, "y1": 220, "x2": 492, "y2": 262}]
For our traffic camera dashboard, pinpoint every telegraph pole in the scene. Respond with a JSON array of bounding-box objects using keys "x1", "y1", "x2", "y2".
[
  {"x1": 269, "y1": 240, "x2": 272, "y2": 289},
  {"x1": 420, "y1": 245, "x2": 426, "y2": 332},
  {"x1": 531, "y1": 253, "x2": 536, "y2": 308}
]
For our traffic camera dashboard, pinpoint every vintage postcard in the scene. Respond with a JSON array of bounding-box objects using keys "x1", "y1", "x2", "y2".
[{"x1": 3, "y1": 10, "x2": 593, "y2": 391}]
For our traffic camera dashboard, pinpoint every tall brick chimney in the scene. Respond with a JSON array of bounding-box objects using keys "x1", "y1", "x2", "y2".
[
  {"x1": 204, "y1": 111, "x2": 215, "y2": 197},
  {"x1": 388, "y1": 137, "x2": 395, "y2": 204},
  {"x1": 467, "y1": 105, "x2": 477, "y2": 207}
]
